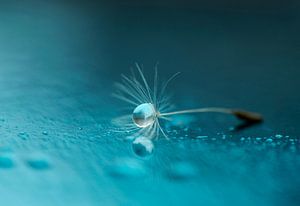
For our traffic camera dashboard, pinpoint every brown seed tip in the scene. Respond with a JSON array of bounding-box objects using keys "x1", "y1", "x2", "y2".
[{"x1": 232, "y1": 109, "x2": 263, "y2": 123}]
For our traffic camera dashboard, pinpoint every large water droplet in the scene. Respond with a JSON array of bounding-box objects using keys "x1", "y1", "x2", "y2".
[
  {"x1": 132, "y1": 103, "x2": 156, "y2": 128},
  {"x1": 132, "y1": 136, "x2": 154, "y2": 157}
]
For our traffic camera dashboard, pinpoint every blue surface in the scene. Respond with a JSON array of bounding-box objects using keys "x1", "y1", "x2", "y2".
[{"x1": 0, "y1": 1, "x2": 299, "y2": 205}]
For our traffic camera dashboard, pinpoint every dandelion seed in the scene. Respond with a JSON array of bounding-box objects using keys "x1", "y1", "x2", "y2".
[{"x1": 113, "y1": 63, "x2": 263, "y2": 141}]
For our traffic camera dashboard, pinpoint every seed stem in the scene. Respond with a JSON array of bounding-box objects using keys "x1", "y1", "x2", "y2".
[{"x1": 159, "y1": 107, "x2": 263, "y2": 123}]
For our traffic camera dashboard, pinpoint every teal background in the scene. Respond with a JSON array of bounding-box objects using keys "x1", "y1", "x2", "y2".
[{"x1": 0, "y1": 1, "x2": 299, "y2": 205}]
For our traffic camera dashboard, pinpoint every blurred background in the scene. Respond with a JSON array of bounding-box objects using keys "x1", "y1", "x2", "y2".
[{"x1": 0, "y1": 0, "x2": 299, "y2": 205}]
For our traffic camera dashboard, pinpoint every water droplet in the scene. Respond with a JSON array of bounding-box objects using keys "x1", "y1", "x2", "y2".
[
  {"x1": 18, "y1": 132, "x2": 29, "y2": 140},
  {"x1": 266, "y1": 138, "x2": 273, "y2": 143},
  {"x1": 0, "y1": 154, "x2": 14, "y2": 169},
  {"x1": 196, "y1": 135, "x2": 208, "y2": 139},
  {"x1": 26, "y1": 157, "x2": 50, "y2": 170},
  {"x1": 42, "y1": 131, "x2": 48, "y2": 135},
  {"x1": 132, "y1": 103, "x2": 156, "y2": 128},
  {"x1": 132, "y1": 137, "x2": 154, "y2": 157},
  {"x1": 167, "y1": 162, "x2": 197, "y2": 180},
  {"x1": 275, "y1": 134, "x2": 283, "y2": 138},
  {"x1": 228, "y1": 126, "x2": 235, "y2": 131},
  {"x1": 108, "y1": 158, "x2": 147, "y2": 178}
]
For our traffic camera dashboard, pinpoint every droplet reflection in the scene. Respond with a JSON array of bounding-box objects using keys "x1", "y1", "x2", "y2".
[{"x1": 132, "y1": 136, "x2": 154, "y2": 157}]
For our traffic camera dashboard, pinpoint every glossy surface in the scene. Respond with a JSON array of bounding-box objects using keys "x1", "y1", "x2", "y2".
[{"x1": 0, "y1": 1, "x2": 299, "y2": 206}]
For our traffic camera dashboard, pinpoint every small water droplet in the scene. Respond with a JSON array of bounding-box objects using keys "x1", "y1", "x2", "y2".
[
  {"x1": 26, "y1": 157, "x2": 50, "y2": 170},
  {"x1": 132, "y1": 137, "x2": 154, "y2": 158},
  {"x1": 78, "y1": 127, "x2": 83, "y2": 130},
  {"x1": 42, "y1": 131, "x2": 48, "y2": 135},
  {"x1": 266, "y1": 138, "x2": 273, "y2": 143},
  {"x1": 196, "y1": 135, "x2": 208, "y2": 139},
  {"x1": 18, "y1": 132, "x2": 29, "y2": 140},
  {"x1": 275, "y1": 134, "x2": 283, "y2": 138},
  {"x1": 0, "y1": 154, "x2": 14, "y2": 169},
  {"x1": 167, "y1": 162, "x2": 197, "y2": 180},
  {"x1": 108, "y1": 158, "x2": 147, "y2": 178},
  {"x1": 228, "y1": 127, "x2": 235, "y2": 131}
]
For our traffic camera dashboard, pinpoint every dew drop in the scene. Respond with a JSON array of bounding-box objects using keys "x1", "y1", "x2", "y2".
[
  {"x1": 42, "y1": 131, "x2": 48, "y2": 135},
  {"x1": 132, "y1": 136, "x2": 154, "y2": 157}
]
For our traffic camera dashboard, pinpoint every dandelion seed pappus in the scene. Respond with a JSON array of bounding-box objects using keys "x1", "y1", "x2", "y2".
[{"x1": 112, "y1": 63, "x2": 263, "y2": 144}]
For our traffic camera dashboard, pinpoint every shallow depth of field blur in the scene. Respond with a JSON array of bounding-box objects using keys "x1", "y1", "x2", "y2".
[{"x1": 0, "y1": 0, "x2": 299, "y2": 205}]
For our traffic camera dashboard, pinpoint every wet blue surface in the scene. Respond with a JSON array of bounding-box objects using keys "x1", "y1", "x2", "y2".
[{"x1": 0, "y1": 1, "x2": 299, "y2": 205}]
